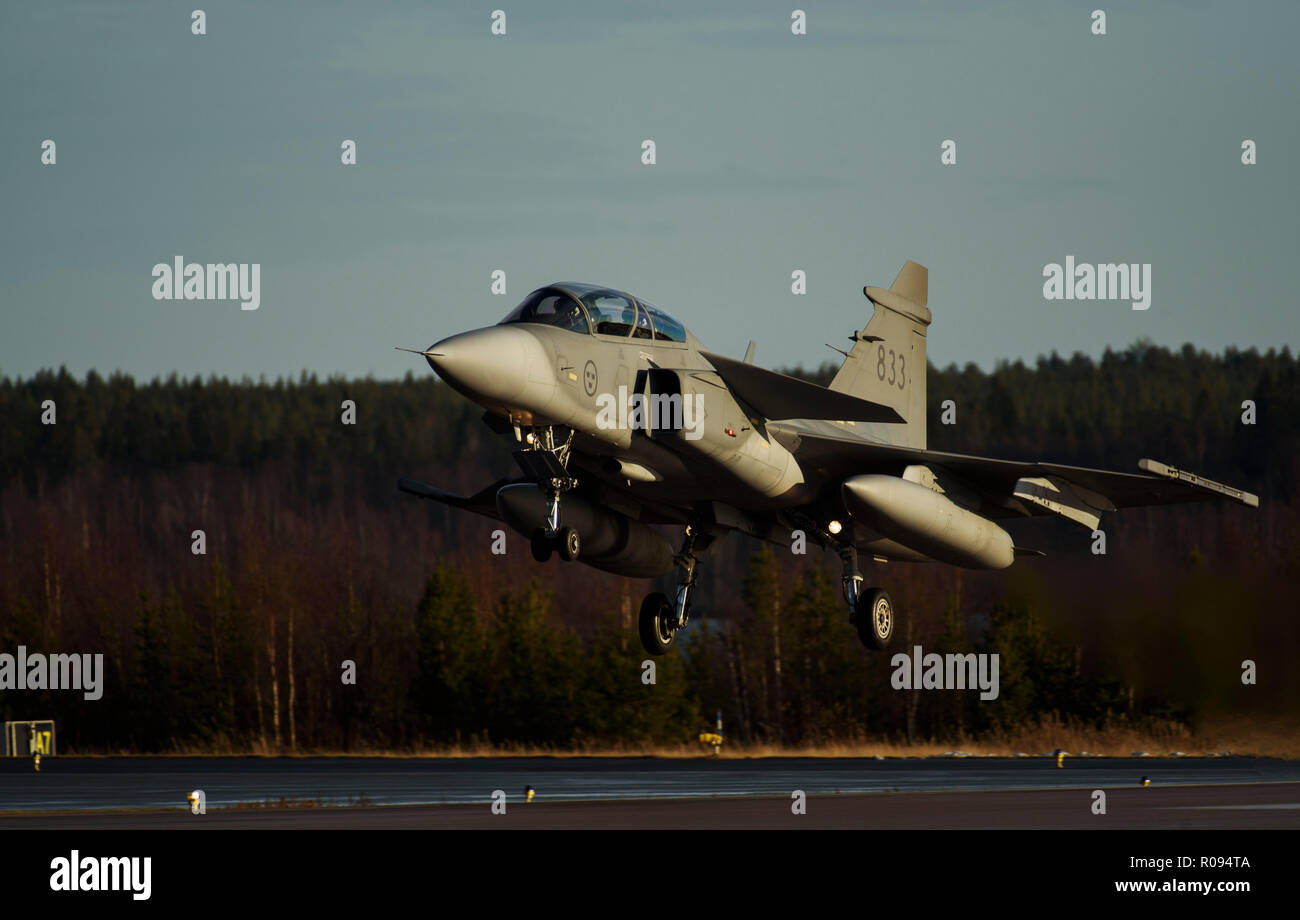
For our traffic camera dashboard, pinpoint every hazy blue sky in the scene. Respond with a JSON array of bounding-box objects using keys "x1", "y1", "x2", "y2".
[{"x1": 2, "y1": 1, "x2": 1296, "y2": 381}]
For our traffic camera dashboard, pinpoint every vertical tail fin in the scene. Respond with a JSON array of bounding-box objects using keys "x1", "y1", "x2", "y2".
[{"x1": 827, "y1": 260, "x2": 930, "y2": 449}]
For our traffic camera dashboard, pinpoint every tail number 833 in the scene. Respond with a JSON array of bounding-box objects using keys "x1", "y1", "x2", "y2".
[{"x1": 877, "y1": 345, "x2": 906, "y2": 390}]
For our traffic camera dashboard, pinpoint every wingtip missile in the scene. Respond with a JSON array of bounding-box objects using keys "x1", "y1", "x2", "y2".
[{"x1": 1138, "y1": 458, "x2": 1260, "y2": 508}]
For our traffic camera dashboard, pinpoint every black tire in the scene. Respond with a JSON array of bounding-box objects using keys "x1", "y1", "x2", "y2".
[
  {"x1": 558, "y1": 526, "x2": 580, "y2": 562},
  {"x1": 855, "y1": 588, "x2": 895, "y2": 650},
  {"x1": 638, "y1": 592, "x2": 676, "y2": 656},
  {"x1": 530, "y1": 528, "x2": 553, "y2": 563}
]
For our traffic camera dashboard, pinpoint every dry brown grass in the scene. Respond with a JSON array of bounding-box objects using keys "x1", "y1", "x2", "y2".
[
  {"x1": 58, "y1": 716, "x2": 1300, "y2": 759},
  {"x1": 974, "y1": 714, "x2": 1300, "y2": 758}
]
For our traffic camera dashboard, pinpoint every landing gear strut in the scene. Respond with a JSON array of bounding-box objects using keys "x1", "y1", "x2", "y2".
[
  {"x1": 839, "y1": 543, "x2": 896, "y2": 651},
  {"x1": 639, "y1": 525, "x2": 708, "y2": 656},
  {"x1": 839, "y1": 545, "x2": 864, "y2": 624},
  {"x1": 516, "y1": 426, "x2": 581, "y2": 563}
]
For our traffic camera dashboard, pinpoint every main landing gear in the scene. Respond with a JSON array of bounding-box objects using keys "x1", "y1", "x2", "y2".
[
  {"x1": 839, "y1": 544, "x2": 896, "y2": 651},
  {"x1": 639, "y1": 525, "x2": 708, "y2": 656},
  {"x1": 518, "y1": 426, "x2": 581, "y2": 564}
]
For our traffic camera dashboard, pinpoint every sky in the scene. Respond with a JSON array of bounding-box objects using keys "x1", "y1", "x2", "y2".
[{"x1": 1, "y1": 0, "x2": 1296, "y2": 382}]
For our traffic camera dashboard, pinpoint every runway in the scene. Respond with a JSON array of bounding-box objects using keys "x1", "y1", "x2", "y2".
[
  {"x1": 2, "y1": 782, "x2": 1297, "y2": 829},
  {"x1": 1, "y1": 756, "x2": 1298, "y2": 828}
]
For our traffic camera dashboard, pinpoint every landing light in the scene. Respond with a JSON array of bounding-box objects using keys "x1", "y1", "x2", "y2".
[{"x1": 828, "y1": 520, "x2": 842, "y2": 535}]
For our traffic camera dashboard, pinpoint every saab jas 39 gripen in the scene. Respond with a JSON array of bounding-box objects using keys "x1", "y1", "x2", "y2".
[{"x1": 398, "y1": 261, "x2": 1258, "y2": 657}]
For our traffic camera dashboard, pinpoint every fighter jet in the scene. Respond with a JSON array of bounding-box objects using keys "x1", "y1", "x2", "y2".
[{"x1": 398, "y1": 261, "x2": 1259, "y2": 656}]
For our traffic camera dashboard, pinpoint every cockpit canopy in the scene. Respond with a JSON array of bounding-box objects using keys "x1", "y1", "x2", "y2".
[{"x1": 499, "y1": 283, "x2": 687, "y2": 343}]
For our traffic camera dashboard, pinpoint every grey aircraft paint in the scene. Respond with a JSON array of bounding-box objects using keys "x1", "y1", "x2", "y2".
[{"x1": 399, "y1": 261, "x2": 1259, "y2": 656}]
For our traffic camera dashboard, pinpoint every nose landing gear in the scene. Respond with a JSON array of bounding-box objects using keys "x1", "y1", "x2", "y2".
[
  {"x1": 557, "y1": 524, "x2": 581, "y2": 561},
  {"x1": 516, "y1": 426, "x2": 582, "y2": 563}
]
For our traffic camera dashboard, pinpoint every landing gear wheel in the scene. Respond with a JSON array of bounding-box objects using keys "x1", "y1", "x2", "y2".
[
  {"x1": 558, "y1": 525, "x2": 580, "y2": 562},
  {"x1": 530, "y1": 528, "x2": 553, "y2": 563},
  {"x1": 639, "y1": 592, "x2": 676, "y2": 656},
  {"x1": 855, "y1": 588, "x2": 895, "y2": 650}
]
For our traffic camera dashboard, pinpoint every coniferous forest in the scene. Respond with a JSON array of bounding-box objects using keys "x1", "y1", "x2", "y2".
[{"x1": 0, "y1": 342, "x2": 1296, "y2": 753}]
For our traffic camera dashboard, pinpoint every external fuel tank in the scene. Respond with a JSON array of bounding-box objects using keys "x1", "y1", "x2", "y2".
[{"x1": 841, "y1": 474, "x2": 1014, "y2": 570}]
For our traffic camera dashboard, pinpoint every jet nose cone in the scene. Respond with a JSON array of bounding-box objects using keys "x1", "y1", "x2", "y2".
[{"x1": 425, "y1": 325, "x2": 551, "y2": 408}]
